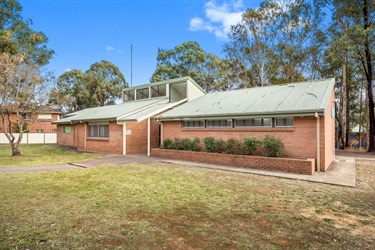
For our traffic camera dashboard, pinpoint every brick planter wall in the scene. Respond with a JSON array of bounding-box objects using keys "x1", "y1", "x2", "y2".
[{"x1": 152, "y1": 148, "x2": 315, "y2": 175}]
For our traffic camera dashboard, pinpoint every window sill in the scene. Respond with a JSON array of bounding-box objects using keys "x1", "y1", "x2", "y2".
[{"x1": 87, "y1": 137, "x2": 109, "y2": 141}]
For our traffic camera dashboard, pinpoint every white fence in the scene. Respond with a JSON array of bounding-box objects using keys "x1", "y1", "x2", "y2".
[{"x1": 0, "y1": 133, "x2": 57, "y2": 144}]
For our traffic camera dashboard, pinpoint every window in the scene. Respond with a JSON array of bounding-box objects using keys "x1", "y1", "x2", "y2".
[
  {"x1": 182, "y1": 120, "x2": 205, "y2": 128},
  {"x1": 123, "y1": 90, "x2": 135, "y2": 101},
  {"x1": 24, "y1": 113, "x2": 31, "y2": 120},
  {"x1": 151, "y1": 85, "x2": 166, "y2": 98},
  {"x1": 38, "y1": 114, "x2": 52, "y2": 120},
  {"x1": 36, "y1": 129, "x2": 44, "y2": 133},
  {"x1": 88, "y1": 125, "x2": 109, "y2": 138},
  {"x1": 236, "y1": 118, "x2": 272, "y2": 127},
  {"x1": 136, "y1": 88, "x2": 149, "y2": 100},
  {"x1": 275, "y1": 117, "x2": 294, "y2": 127},
  {"x1": 206, "y1": 119, "x2": 232, "y2": 128}
]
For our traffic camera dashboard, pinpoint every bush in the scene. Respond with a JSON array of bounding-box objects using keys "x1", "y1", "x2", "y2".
[
  {"x1": 161, "y1": 138, "x2": 173, "y2": 149},
  {"x1": 204, "y1": 137, "x2": 215, "y2": 153},
  {"x1": 263, "y1": 135, "x2": 284, "y2": 157},
  {"x1": 243, "y1": 137, "x2": 263, "y2": 155},
  {"x1": 161, "y1": 137, "x2": 201, "y2": 151},
  {"x1": 225, "y1": 138, "x2": 244, "y2": 155}
]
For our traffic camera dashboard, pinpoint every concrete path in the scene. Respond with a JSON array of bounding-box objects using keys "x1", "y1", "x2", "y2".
[
  {"x1": 0, "y1": 153, "x2": 357, "y2": 187},
  {"x1": 162, "y1": 155, "x2": 357, "y2": 187}
]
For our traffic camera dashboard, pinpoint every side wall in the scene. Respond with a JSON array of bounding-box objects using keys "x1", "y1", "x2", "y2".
[
  {"x1": 86, "y1": 121, "x2": 123, "y2": 154},
  {"x1": 125, "y1": 119, "x2": 160, "y2": 154},
  {"x1": 57, "y1": 124, "x2": 75, "y2": 147},
  {"x1": 161, "y1": 114, "x2": 332, "y2": 171},
  {"x1": 323, "y1": 90, "x2": 336, "y2": 171}
]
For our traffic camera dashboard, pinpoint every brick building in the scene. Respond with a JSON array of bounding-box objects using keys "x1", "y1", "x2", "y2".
[
  {"x1": 55, "y1": 77, "x2": 335, "y2": 172},
  {"x1": 0, "y1": 107, "x2": 62, "y2": 133},
  {"x1": 157, "y1": 78, "x2": 336, "y2": 172},
  {"x1": 54, "y1": 77, "x2": 206, "y2": 154}
]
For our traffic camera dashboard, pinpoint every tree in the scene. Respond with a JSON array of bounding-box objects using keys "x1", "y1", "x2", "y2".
[
  {"x1": 0, "y1": 0, "x2": 54, "y2": 156},
  {"x1": 151, "y1": 41, "x2": 227, "y2": 92},
  {"x1": 0, "y1": 53, "x2": 50, "y2": 156},
  {"x1": 85, "y1": 60, "x2": 127, "y2": 106},
  {"x1": 52, "y1": 70, "x2": 88, "y2": 113},
  {"x1": 52, "y1": 60, "x2": 127, "y2": 110}
]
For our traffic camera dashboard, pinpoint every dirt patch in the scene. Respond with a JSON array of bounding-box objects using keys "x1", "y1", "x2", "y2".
[{"x1": 300, "y1": 207, "x2": 375, "y2": 241}]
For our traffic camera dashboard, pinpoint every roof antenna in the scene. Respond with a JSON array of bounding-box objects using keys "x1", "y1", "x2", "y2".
[{"x1": 130, "y1": 44, "x2": 133, "y2": 87}]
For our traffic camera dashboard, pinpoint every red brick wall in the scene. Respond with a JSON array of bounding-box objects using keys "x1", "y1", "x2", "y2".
[
  {"x1": 85, "y1": 121, "x2": 123, "y2": 154},
  {"x1": 161, "y1": 106, "x2": 335, "y2": 172},
  {"x1": 152, "y1": 148, "x2": 315, "y2": 175},
  {"x1": 126, "y1": 120, "x2": 148, "y2": 154},
  {"x1": 56, "y1": 124, "x2": 75, "y2": 147},
  {"x1": 0, "y1": 113, "x2": 60, "y2": 133}
]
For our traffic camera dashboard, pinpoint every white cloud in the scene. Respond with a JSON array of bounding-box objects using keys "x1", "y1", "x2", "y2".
[
  {"x1": 189, "y1": 0, "x2": 245, "y2": 40},
  {"x1": 65, "y1": 68, "x2": 71, "y2": 72},
  {"x1": 106, "y1": 46, "x2": 122, "y2": 53}
]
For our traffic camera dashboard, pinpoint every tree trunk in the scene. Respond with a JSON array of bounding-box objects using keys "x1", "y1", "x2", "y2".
[
  {"x1": 363, "y1": 0, "x2": 374, "y2": 152},
  {"x1": 11, "y1": 143, "x2": 21, "y2": 157},
  {"x1": 340, "y1": 61, "x2": 347, "y2": 150}
]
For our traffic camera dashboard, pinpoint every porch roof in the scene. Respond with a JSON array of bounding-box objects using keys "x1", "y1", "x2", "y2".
[{"x1": 55, "y1": 97, "x2": 168, "y2": 124}]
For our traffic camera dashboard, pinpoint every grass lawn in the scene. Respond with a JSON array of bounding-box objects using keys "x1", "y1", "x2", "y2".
[
  {"x1": 0, "y1": 144, "x2": 104, "y2": 167},
  {"x1": 0, "y1": 161, "x2": 374, "y2": 249}
]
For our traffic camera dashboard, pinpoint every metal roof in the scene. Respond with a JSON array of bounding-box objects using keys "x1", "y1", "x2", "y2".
[
  {"x1": 55, "y1": 97, "x2": 168, "y2": 124},
  {"x1": 122, "y1": 76, "x2": 206, "y2": 94},
  {"x1": 157, "y1": 78, "x2": 335, "y2": 120}
]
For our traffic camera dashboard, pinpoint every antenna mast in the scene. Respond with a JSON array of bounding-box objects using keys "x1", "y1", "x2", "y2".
[{"x1": 130, "y1": 44, "x2": 133, "y2": 87}]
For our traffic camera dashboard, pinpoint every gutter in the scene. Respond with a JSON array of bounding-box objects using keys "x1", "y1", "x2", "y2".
[
  {"x1": 315, "y1": 112, "x2": 321, "y2": 172},
  {"x1": 158, "y1": 110, "x2": 326, "y2": 122}
]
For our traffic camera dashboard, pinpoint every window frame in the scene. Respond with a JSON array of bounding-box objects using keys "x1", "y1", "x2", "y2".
[
  {"x1": 275, "y1": 117, "x2": 294, "y2": 127},
  {"x1": 182, "y1": 120, "x2": 205, "y2": 128},
  {"x1": 235, "y1": 118, "x2": 272, "y2": 128},
  {"x1": 206, "y1": 119, "x2": 233, "y2": 128},
  {"x1": 88, "y1": 124, "x2": 109, "y2": 138}
]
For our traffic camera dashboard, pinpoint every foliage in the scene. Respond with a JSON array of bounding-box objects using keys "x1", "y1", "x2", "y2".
[
  {"x1": 161, "y1": 138, "x2": 173, "y2": 150},
  {"x1": 243, "y1": 137, "x2": 263, "y2": 155},
  {"x1": 262, "y1": 135, "x2": 284, "y2": 157},
  {"x1": 161, "y1": 137, "x2": 201, "y2": 151},
  {"x1": 224, "y1": 138, "x2": 244, "y2": 155},
  {"x1": 52, "y1": 60, "x2": 127, "y2": 112},
  {"x1": 151, "y1": 41, "x2": 229, "y2": 92}
]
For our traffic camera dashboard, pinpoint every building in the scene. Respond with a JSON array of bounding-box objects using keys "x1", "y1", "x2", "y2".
[
  {"x1": 55, "y1": 77, "x2": 335, "y2": 172},
  {"x1": 0, "y1": 106, "x2": 62, "y2": 134},
  {"x1": 54, "y1": 77, "x2": 206, "y2": 154},
  {"x1": 156, "y1": 78, "x2": 336, "y2": 172}
]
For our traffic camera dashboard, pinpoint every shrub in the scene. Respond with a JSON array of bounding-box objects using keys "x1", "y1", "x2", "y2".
[
  {"x1": 161, "y1": 138, "x2": 173, "y2": 149},
  {"x1": 162, "y1": 137, "x2": 201, "y2": 151},
  {"x1": 204, "y1": 137, "x2": 215, "y2": 153},
  {"x1": 243, "y1": 137, "x2": 263, "y2": 155},
  {"x1": 225, "y1": 138, "x2": 244, "y2": 155},
  {"x1": 263, "y1": 135, "x2": 284, "y2": 157}
]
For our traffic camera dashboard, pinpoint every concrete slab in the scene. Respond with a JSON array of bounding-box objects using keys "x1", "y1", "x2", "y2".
[{"x1": 162, "y1": 156, "x2": 356, "y2": 188}]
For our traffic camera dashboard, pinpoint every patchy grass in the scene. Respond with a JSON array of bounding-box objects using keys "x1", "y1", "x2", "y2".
[
  {"x1": 0, "y1": 160, "x2": 374, "y2": 249},
  {"x1": 0, "y1": 144, "x2": 104, "y2": 167}
]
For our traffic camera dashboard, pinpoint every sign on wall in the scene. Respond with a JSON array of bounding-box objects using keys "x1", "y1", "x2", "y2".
[{"x1": 63, "y1": 126, "x2": 71, "y2": 133}]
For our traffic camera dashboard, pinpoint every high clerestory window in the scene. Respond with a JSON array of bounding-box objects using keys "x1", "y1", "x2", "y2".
[
  {"x1": 275, "y1": 117, "x2": 294, "y2": 127},
  {"x1": 151, "y1": 85, "x2": 166, "y2": 98},
  {"x1": 123, "y1": 90, "x2": 135, "y2": 101},
  {"x1": 236, "y1": 118, "x2": 272, "y2": 127},
  {"x1": 182, "y1": 120, "x2": 205, "y2": 128},
  {"x1": 136, "y1": 88, "x2": 149, "y2": 100}
]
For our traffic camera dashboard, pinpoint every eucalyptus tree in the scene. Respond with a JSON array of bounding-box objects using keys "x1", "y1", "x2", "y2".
[{"x1": 151, "y1": 41, "x2": 227, "y2": 92}]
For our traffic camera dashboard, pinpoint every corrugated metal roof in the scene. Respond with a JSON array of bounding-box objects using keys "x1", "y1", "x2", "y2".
[
  {"x1": 120, "y1": 102, "x2": 183, "y2": 122},
  {"x1": 55, "y1": 97, "x2": 168, "y2": 124},
  {"x1": 158, "y1": 78, "x2": 335, "y2": 120}
]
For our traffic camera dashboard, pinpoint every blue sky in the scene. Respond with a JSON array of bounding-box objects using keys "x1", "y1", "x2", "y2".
[{"x1": 19, "y1": 0, "x2": 261, "y2": 86}]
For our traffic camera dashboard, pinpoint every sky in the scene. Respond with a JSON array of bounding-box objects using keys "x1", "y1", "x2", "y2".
[{"x1": 18, "y1": 0, "x2": 262, "y2": 87}]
